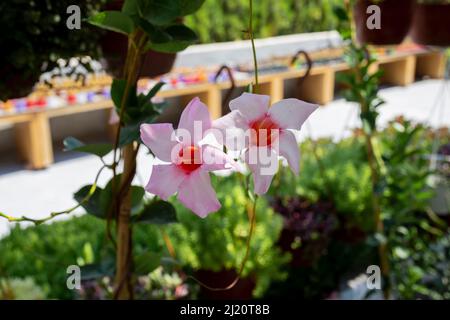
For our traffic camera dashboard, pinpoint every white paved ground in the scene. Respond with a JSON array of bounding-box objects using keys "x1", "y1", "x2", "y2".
[{"x1": 1, "y1": 79, "x2": 449, "y2": 238}]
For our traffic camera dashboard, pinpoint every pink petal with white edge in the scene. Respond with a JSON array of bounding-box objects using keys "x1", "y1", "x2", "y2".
[
  {"x1": 269, "y1": 98, "x2": 318, "y2": 130},
  {"x1": 245, "y1": 147, "x2": 279, "y2": 195},
  {"x1": 278, "y1": 130, "x2": 300, "y2": 175},
  {"x1": 177, "y1": 169, "x2": 221, "y2": 218},
  {"x1": 145, "y1": 164, "x2": 187, "y2": 200},
  {"x1": 178, "y1": 97, "x2": 212, "y2": 145},
  {"x1": 229, "y1": 93, "x2": 270, "y2": 123},
  {"x1": 201, "y1": 144, "x2": 238, "y2": 172},
  {"x1": 140, "y1": 123, "x2": 178, "y2": 162}
]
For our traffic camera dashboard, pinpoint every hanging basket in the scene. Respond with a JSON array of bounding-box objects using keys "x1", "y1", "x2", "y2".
[
  {"x1": 99, "y1": 0, "x2": 176, "y2": 79},
  {"x1": 100, "y1": 31, "x2": 176, "y2": 79},
  {"x1": 410, "y1": 3, "x2": 450, "y2": 47},
  {"x1": 353, "y1": 0, "x2": 415, "y2": 45}
]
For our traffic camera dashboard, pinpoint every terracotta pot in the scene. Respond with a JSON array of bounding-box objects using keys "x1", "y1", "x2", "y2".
[
  {"x1": 410, "y1": 3, "x2": 450, "y2": 47},
  {"x1": 100, "y1": 31, "x2": 176, "y2": 79},
  {"x1": 100, "y1": 0, "x2": 176, "y2": 78},
  {"x1": 194, "y1": 269, "x2": 256, "y2": 300},
  {"x1": 353, "y1": 0, "x2": 415, "y2": 45}
]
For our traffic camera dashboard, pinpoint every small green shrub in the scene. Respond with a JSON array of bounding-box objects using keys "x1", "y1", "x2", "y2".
[
  {"x1": 166, "y1": 174, "x2": 290, "y2": 297},
  {"x1": 185, "y1": 0, "x2": 342, "y2": 43}
]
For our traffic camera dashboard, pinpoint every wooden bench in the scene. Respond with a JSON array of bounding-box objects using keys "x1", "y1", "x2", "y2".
[{"x1": 0, "y1": 49, "x2": 446, "y2": 169}]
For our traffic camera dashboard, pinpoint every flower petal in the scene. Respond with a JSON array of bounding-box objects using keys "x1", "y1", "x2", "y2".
[
  {"x1": 178, "y1": 97, "x2": 212, "y2": 144},
  {"x1": 145, "y1": 164, "x2": 186, "y2": 200},
  {"x1": 278, "y1": 130, "x2": 300, "y2": 175},
  {"x1": 229, "y1": 92, "x2": 270, "y2": 123},
  {"x1": 268, "y1": 98, "x2": 318, "y2": 130},
  {"x1": 244, "y1": 147, "x2": 279, "y2": 195},
  {"x1": 177, "y1": 169, "x2": 221, "y2": 218},
  {"x1": 140, "y1": 123, "x2": 178, "y2": 162},
  {"x1": 212, "y1": 110, "x2": 249, "y2": 151},
  {"x1": 201, "y1": 144, "x2": 238, "y2": 172}
]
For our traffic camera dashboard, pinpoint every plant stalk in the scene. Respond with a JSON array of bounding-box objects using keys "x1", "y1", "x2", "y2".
[{"x1": 112, "y1": 30, "x2": 145, "y2": 300}]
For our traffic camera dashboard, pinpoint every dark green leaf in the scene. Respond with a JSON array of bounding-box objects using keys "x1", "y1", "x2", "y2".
[
  {"x1": 132, "y1": 200, "x2": 177, "y2": 224},
  {"x1": 88, "y1": 11, "x2": 134, "y2": 35},
  {"x1": 111, "y1": 79, "x2": 138, "y2": 111},
  {"x1": 134, "y1": 252, "x2": 161, "y2": 275},
  {"x1": 74, "y1": 185, "x2": 107, "y2": 219},
  {"x1": 140, "y1": 0, "x2": 181, "y2": 26},
  {"x1": 80, "y1": 257, "x2": 115, "y2": 280},
  {"x1": 63, "y1": 137, "x2": 113, "y2": 158},
  {"x1": 147, "y1": 24, "x2": 197, "y2": 53},
  {"x1": 139, "y1": 19, "x2": 172, "y2": 44},
  {"x1": 333, "y1": 6, "x2": 349, "y2": 22},
  {"x1": 131, "y1": 186, "x2": 145, "y2": 214},
  {"x1": 179, "y1": 0, "x2": 205, "y2": 16},
  {"x1": 122, "y1": 0, "x2": 139, "y2": 16},
  {"x1": 145, "y1": 82, "x2": 165, "y2": 100},
  {"x1": 119, "y1": 114, "x2": 158, "y2": 147},
  {"x1": 101, "y1": 175, "x2": 145, "y2": 214}
]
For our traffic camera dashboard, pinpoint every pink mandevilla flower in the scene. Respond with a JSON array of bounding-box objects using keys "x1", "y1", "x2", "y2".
[
  {"x1": 214, "y1": 92, "x2": 318, "y2": 195},
  {"x1": 140, "y1": 97, "x2": 234, "y2": 218}
]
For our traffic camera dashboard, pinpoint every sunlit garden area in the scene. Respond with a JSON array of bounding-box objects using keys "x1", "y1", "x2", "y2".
[{"x1": 0, "y1": 0, "x2": 449, "y2": 302}]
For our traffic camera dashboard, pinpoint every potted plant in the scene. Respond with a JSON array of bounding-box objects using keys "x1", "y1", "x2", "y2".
[
  {"x1": 272, "y1": 196, "x2": 338, "y2": 267},
  {"x1": 353, "y1": 0, "x2": 415, "y2": 45},
  {"x1": 429, "y1": 143, "x2": 450, "y2": 218},
  {"x1": 410, "y1": 0, "x2": 450, "y2": 46},
  {"x1": 165, "y1": 175, "x2": 289, "y2": 299},
  {"x1": 0, "y1": 0, "x2": 108, "y2": 100},
  {"x1": 99, "y1": 0, "x2": 203, "y2": 78}
]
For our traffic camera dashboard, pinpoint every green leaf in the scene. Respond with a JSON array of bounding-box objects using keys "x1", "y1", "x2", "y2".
[
  {"x1": 139, "y1": 19, "x2": 172, "y2": 44},
  {"x1": 333, "y1": 5, "x2": 349, "y2": 22},
  {"x1": 145, "y1": 82, "x2": 165, "y2": 100},
  {"x1": 179, "y1": 0, "x2": 205, "y2": 16},
  {"x1": 74, "y1": 185, "x2": 107, "y2": 219},
  {"x1": 130, "y1": 186, "x2": 145, "y2": 214},
  {"x1": 63, "y1": 137, "x2": 113, "y2": 158},
  {"x1": 148, "y1": 24, "x2": 197, "y2": 53},
  {"x1": 103, "y1": 175, "x2": 145, "y2": 214},
  {"x1": 119, "y1": 113, "x2": 158, "y2": 147},
  {"x1": 122, "y1": 0, "x2": 139, "y2": 16},
  {"x1": 134, "y1": 252, "x2": 161, "y2": 275},
  {"x1": 111, "y1": 79, "x2": 138, "y2": 110},
  {"x1": 132, "y1": 200, "x2": 177, "y2": 224},
  {"x1": 88, "y1": 11, "x2": 134, "y2": 35},
  {"x1": 80, "y1": 257, "x2": 115, "y2": 280},
  {"x1": 139, "y1": 0, "x2": 181, "y2": 26}
]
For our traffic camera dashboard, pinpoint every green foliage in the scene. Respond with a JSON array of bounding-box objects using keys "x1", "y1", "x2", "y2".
[
  {"x1": 0, "y1": 0, "x2": 109, "y2": 100},
  {"x1": 132, "y1": 200, "x2": 178, "y2": 224},
  {"x1": 185, "y1": 0, "x2": 342, "y2": 43},
  {"x1": 272, "y1": 137, "x2": 374, "y2": 231},
  {"x1": 88, "y1": 10, "x2": 134, "y2": 35},
  {"x1": 0, "y1": 214, "x2": 164, "y2": 299},
  {"x1": 338, "y1": 45, "x2": 384, "y2": 135},
  {"x1": 379, "y1": 120, "x2": 450, "y2": 299},
  {"x1": 109, "y1": 79, "x2": 167, "y2": 146},
  {"x1": 0, "y1": 277, "x2": 47, "y2": 300},
  {"x1": 0, "y1": 215, "x2": 107, "y2": 299},
  {"x1": 88, "y1": 0, "x2": 202, "y2": 54},
  {"x1": 63, "y1": 137, "x2": 113, "y2": 158},
  {"x1": 165, "y1": 174, "x2": 290, "y2": 297},
  {"x1": 74, "y1": 175, "x2": 145, "y2": 219},
  {"x1": 272, "y1": 120, "x2": 450, "y2": 299}
]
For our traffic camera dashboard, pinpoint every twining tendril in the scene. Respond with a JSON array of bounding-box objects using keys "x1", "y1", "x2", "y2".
[{"x1": 0, "y1": 165, "x2": 107, "y2": 225}]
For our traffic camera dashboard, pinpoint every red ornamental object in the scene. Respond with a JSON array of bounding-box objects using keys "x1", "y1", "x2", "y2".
[
  {"x1": 353, "y1": 0, "x2": 415, "y2": 45},
  {"x1": 410, "y1": 3, "x2": 450, "y2": 47}
]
